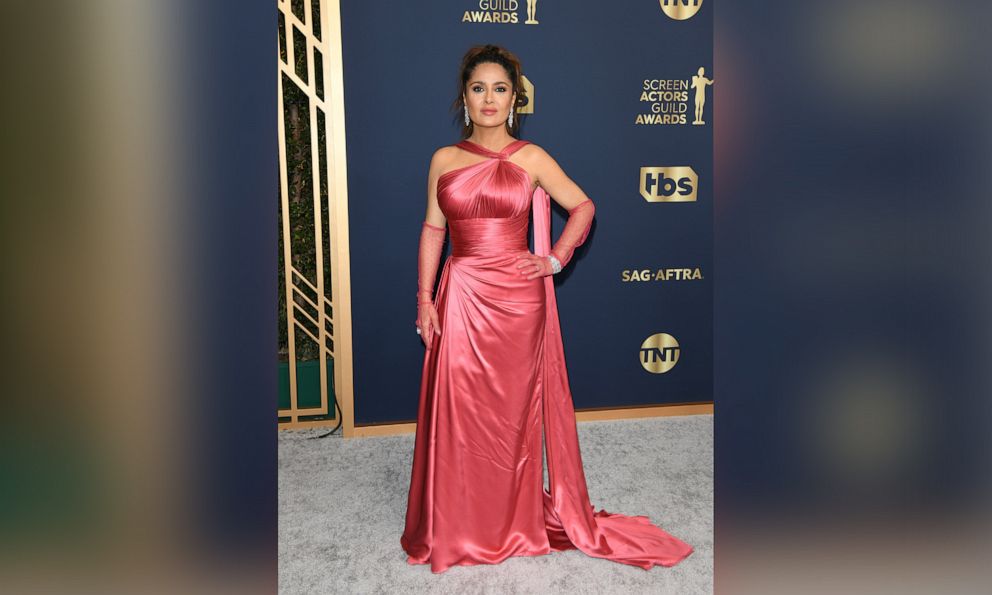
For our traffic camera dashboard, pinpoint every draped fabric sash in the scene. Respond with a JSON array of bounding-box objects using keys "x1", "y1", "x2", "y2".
[{"x1": 531, "y1": 187, "x2": 695, "y2": 569}]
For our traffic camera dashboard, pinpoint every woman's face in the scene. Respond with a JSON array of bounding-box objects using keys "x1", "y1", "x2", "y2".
[{"x1": 463, "y1": 62, "x2": 516, "y2": 130}]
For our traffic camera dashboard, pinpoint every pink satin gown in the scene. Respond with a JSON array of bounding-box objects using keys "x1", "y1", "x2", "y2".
[{"x1": 401, "y1": 138, "x2": 694, "y2": 573}]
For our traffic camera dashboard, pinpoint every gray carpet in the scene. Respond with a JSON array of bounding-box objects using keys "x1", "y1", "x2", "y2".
[{"x1": 279, "y1": 414, "x2": 712, "y2": 594}]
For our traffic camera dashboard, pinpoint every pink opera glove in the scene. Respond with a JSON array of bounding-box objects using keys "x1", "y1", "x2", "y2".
[
  {"x1": 550, "y1": 198, "x2": 595, "y2": 269},
  {"x1": 515, "y1": 198, "x2": 596, "y2": 280},
  {"x1": 416, "y1": 220, "x2": 445, "y2": 348}
]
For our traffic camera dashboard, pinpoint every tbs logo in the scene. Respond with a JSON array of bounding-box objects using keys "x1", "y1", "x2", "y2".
[{"x1": 639, "y1": 166, "x2": 697, "y2": 202}]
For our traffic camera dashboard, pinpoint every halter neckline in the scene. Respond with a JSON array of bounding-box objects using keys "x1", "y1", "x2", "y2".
[{"x1": 456, "y1": 138, "x2": 529, "y2": 159}]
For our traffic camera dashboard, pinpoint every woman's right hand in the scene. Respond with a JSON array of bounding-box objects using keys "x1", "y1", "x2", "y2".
[{"x1": 416, "y1": 301, "x2": 441, "y2": 350}]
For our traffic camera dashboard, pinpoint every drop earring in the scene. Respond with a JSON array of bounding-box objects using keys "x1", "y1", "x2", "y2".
[
  {"x1": 464, "y1": 105, "x2": 470, "y2": 126},
  {"x1": 507, "y1": 109, "x2": 513, "y2": 127}
]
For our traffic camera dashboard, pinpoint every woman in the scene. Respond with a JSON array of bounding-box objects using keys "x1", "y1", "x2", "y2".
[{"x1": 401, "y1": 44, "x2": 693, "y2": 574}]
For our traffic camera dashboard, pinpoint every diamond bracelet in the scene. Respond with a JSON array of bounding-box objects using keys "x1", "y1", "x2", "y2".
[{"x1": 548, "y1": 254, "x2": 562, "y2": 274}]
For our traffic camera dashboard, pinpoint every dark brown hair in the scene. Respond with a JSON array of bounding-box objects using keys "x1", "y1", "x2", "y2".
[{"x1": 451, "y1": 44, "x2": 528, "y2": 139}]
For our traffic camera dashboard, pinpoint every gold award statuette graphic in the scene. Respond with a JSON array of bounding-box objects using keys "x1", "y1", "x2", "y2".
[
  {"x1": 640, "y1": 166, "x2": 698, "y2": 202},
  {"x1": 659, "y1": 0, "x2": 703, "y2": 21},
  {"x1": 640, "y1": 333, "x2": 680, "y2": 374},
  {"x1": 525, "y1": 0, "x2": 539, "y2": 24},
  {"x1": 691, "y1": 66, "x2": 714, "y2": 125}
]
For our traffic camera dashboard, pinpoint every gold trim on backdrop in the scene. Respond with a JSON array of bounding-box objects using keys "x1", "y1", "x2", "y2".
[
  {"x1": 575, "y1": 402, "x2": 712, "y2": 420},
  {"x1": 278, "y1": 0, "x2": 355, "y2": 435}
]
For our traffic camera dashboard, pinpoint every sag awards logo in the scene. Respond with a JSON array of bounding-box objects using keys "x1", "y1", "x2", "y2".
[
  {"x1": 637, "y1": 67, "x2": 714, "y2": 125},
  {"x1": 640, "y1": 333, "x2": 680, "y2": 374},
  {"x1": 517, "y1": 75, "x2": 535, "y2": 114},
  {"x1": 621, "y1": 268, "x2": 703, "y2": 282},
  {"x1": 659, "y1": 0, "x2": 703, "y2": 21},
  {"x1": 461, "y1": 0, "x2": 541, "y2": 25},
  {"x1": 640, "y1": 166, "x2": 697, "y2": 202}
]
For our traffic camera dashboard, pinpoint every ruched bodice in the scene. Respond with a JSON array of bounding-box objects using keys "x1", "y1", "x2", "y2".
[
  {"x1": 448, "y1": 214, "x2": 528, "y2": 257},
  {"x1": 437, "y1": 139, "x2": 533, "y2": 219},
  {"x1": 438, "y1": 138, "x2": 533, "y2": 258}
]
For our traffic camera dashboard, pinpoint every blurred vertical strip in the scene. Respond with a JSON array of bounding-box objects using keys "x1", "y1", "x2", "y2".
[
  {"x1": 714, "y1": 1, "x2": 992, "y2": 594},
  {"x1": 0, "y1": 1, "x2": 276, "y2": 594},
  {"x1": 179, "y1": 0, "x2": 278, "y2": 592}
]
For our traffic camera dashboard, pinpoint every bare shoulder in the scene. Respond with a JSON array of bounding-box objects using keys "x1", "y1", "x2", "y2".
[
  {"x1": 517, "y1": 141, "x2": 549, "y2": 160},
  {"x1": 517, "y1": 142, "x2": 559, "y2": 168},
  {"x1": 516, "y1": 142, "x2": 564, "y2": 181},
  {"x1": 433, "y1": 144, "x2": 460, "y2": 159},
  {"x1": 428, "y1": 145, "x2": 459, "y2": 176},
  {"x1": 431, "y1": 145, "x2": 459, "y2": 163}
]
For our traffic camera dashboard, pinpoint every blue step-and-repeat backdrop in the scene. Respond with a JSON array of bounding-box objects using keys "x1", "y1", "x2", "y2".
[{"x1": 341, "y1": 1, "x2": 712, "y2": 425}]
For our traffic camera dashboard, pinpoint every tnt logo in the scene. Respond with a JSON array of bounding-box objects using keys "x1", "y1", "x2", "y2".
[
  {"x1": 640, "y1": 333, "x2": 680, "y2": 374},
  {"x1": 659, "y1": 0, "x2": 702, "y2": 21},
  {"x1": 640, "y1": 166, "x2": 697, "y2": 202}
]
